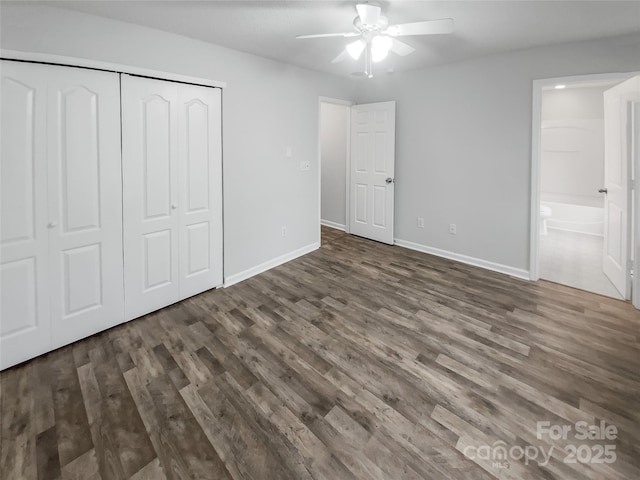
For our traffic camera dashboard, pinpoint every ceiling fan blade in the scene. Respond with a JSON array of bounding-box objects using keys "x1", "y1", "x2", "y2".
[
  {"x1": 356, "y1": 3, "x2": 381, "y2": 25},
  {"x1": 331, "y1": 49, "x2": 352, "y2": 64},
  {"x1": 389, "y1": 38, "x2": 415, "y2": 56},
  {"x1": 296, "y1": 32, "x2": 359, "y2": 39},
  {"x1": 386, "y1": 18, "x2": 454, "y2": 36}
]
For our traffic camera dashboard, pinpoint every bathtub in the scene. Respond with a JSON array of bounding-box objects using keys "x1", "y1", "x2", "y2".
[{"x1": 541, "y1": 201, "x2": 604, "y2": 236}]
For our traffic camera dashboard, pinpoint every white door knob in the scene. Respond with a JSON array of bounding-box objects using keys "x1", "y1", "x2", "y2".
[
  {"x1": 47, "y1": 221, "x2": 57, "y2": 229},
  {"x1": 171, "y1": 204, "x2": 178, "y2": 210}
]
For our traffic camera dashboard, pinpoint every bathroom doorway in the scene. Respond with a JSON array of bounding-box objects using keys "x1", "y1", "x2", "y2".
[{"x1": 530, "y1": 73, "x2": 639, "y2": 303}]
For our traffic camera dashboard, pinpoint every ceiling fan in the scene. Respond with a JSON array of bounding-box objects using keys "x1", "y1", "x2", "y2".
[{"x1": 296, "y1": 2, "x2": 453, "y2": 78}]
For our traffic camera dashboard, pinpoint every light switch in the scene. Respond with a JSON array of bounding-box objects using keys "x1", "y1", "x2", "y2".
[{"x1": 285, "y1": 147, "x2": 292, "y2": 158}]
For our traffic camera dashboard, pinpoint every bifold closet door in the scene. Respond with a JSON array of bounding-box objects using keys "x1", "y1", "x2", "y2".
[
  {"x1": 121, "y1": 75, "x2": 180, "y2": 320},
  {"x1": 1, "y1": 61, "x2": 124, "y2": 369},
  {"x1": 121, "y1": 75, "x2": 222, "y2": 320},
  {"x1": 178, "y1": 84, "x2": 223, "y2": 299},
  {"x1": 46, "y1": 65, "x2": 124, "y2": 347},
  {"x1": 1, "y1": 62, "x2": 50, "y2": 367}
]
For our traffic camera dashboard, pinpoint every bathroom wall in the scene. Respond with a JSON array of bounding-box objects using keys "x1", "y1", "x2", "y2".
[
  {"x1": 540, "y1": 85, "x2": 610, "y2": 208},
  {"x1": 320, "y1": 102, "x2": 349, "y2": 229}
]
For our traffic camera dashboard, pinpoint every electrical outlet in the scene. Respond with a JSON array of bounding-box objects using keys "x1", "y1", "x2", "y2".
[
  {"x1": 417, "y1": 217, "x2": 425, "y2": 228},
  {"x1": 449, "y1": 223, "x2": 457, "y2": 235},
  {"x1": 282, "y1": 226, "x2": 287, "y2": 237},
  {"x1": 285, "y1": 147, "x2": 292, "y2": 158},
  {"x1": 300, "y1": 161, "x2": 310, "y2": 171}
]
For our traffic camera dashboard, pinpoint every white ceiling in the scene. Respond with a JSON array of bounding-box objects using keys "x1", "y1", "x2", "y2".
[{"x1": 27, "y1": 0, "x2": 640, "y2": 77}]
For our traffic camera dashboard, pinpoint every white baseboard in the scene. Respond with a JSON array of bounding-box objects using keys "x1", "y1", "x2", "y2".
[
  {"x1": 394, "y1": 238, "x2": 530, "y2": 280},
  {"x1": 223, "y1": 242, "x2": 319, "y2": 288},
  {"x1": 320, "y1": 219, "x2": 346, "y2": 231}
]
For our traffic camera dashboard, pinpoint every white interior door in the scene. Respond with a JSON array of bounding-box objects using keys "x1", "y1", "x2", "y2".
[
  {"x1": 349, "y1": 101, "x2": 396, "y2": 244},
  {"x1": 178, "y1": 84, "x2": 223, "y2": 298},
  {"x1": 47, "y1": 66, "x2": 124, "y2": 346},
  {"x1": 122, "y1": 75, "x2": 180, "y2": 320},
  {"x1": 0, "y1": 61, "x2": 50, "y2": 368},
  {"x1": 603, "y1": 76, "x2": 640, "y2": 299}
]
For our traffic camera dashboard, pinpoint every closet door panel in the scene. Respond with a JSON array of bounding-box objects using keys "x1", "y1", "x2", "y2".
[
  {"x1": 178, "y1": 85, "x2": 223, "y2": 298},
  {"x1": 0, "y1": 62, "x2": 50, "y2": 369},
  {"x1": 46, "y1": 67, "x2": 124, "y2": 346},
  {"x1": 122, "y1": 75, "x2": 180, "y2": 320}
]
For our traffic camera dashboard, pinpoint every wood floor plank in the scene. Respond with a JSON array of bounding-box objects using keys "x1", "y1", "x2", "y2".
[
  {"x1": 1, "y1": 365, "x2": 37, "y2": 480},
  {"x1": 60, "y1": 448, "x2": 101, "y2": 480},
  {"x1": 122, "y1": 368, "x2": 188, "y2": 480},
  {"x1": 49, "y1": 348, "x2": 94, "y2": 468},
  {"x1": 89, "y1": 351, "x2": 156, "y2": 478},
  {"x1": 146, "y1": 374, "x2": 232, "y2": 480},
  {"x1": 35, "y1": 425, "x2": 61, "y2": 480}
]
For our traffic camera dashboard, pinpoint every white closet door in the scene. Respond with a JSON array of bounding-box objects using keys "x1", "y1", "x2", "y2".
[
  {"x1": 178, "y1": 84, "x2": 223, "y2": 298},
  {"x1": 0, "y1": 62, "x2": 50, "y2": 368},
  {"x1": 46, "y1": 66, "x2": 124, "y2": 346},
  {"x1": 122, "y1": 75, "x2": 181, "y2": 320}
]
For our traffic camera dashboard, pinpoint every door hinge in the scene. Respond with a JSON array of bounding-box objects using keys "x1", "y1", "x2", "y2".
[
  {"x1": 630, "y1": 179, "x2": 635, "y2": 190},
  {"x1": 628, "y1": 260, "x2": 634, "y2": 273}
]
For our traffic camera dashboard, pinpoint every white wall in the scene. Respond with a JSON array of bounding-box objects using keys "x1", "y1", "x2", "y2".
[
  {"x1": 0, "y1": 4, "x2": 357, "y2": 280},
  {"x1": 541, "y1": 86, "x2": 609, "y2": 208},
  {"x1": 320, "y1": 102, "x2": 349, "y2": 228},
  {"x1": 355, "y1": 34, "x2": 640, "y2": 273},
  {"x1": 542, "y1": 86, "x2": 607, "y2": 119}
]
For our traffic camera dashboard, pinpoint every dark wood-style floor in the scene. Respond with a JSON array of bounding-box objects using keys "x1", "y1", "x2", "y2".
[{"x1": 2, "y1": 226, "x2": 639, "y2": 479}]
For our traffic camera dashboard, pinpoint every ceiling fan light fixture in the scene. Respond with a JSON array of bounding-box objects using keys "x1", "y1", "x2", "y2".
[
  {"x1": 346, "y1": 39, "x2": 366, "y2": 59},
  {"x1": 371, "y1": 46, "x2": 388, "y2": 63},
  {"x1": 371, "y1": 35, "x2": 392, "y2": 62},
  {"x1": 295, "y1": 4, "x2": 454, "y2": 73}
]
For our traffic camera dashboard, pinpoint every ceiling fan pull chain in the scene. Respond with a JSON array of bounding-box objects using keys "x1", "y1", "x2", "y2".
[{"x1": 364, "y1": 44, "x2": 373, "y2": 78}]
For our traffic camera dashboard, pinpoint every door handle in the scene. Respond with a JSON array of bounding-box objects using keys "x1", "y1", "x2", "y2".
[
  {"x1": 171, "y1": 203, "x2": 178, "y2": 210},
  {"x1": 385, "y1": 177, "x2": 394, "y2": 184},
  {"x1": 598, "y1": 188, "x2": 608, "y2": 194},
  {"x1": 47, "y1": 221, "x2": 57, "y2": 229}
]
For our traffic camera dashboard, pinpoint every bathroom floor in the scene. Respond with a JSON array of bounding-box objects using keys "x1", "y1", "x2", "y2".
[{"x1": 539, "y1": 228, "x2": 624, "y2": 299}]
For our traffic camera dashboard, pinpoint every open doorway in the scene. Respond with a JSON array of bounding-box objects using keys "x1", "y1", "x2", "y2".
[
  {"x1": 319, "y1": 98, "x2": 397, "y2": 247},
  {"x1": 319, "y1": 98, "x2": 352, "y2": 245},
  {"x1": 539, "y1": 81, "x2": 621, "y2": 298},
  {"x1": 530, "y1": 73, "x2": 640, "y2": 305}
]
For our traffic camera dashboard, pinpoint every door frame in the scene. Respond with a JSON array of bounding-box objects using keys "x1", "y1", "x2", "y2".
[
  {"x1": 317, "y1": 96, "x2": 354, "y2": 244},
  {"x1": 633, "y1": 100, "x2": 640, "y2": 309},
  {"x1": 529, "y1": 71, "x2": 639, "y2": 302}
]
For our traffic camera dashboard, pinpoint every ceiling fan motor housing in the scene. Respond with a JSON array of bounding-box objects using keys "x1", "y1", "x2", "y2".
[{"x1": 353, "y1": 15, "x2": 389, "y2": 32}]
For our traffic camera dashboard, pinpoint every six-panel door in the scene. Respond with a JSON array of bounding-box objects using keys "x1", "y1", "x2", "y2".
[{"x1": 350, "y1": 101, "x2": 396, "y2": 244}]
